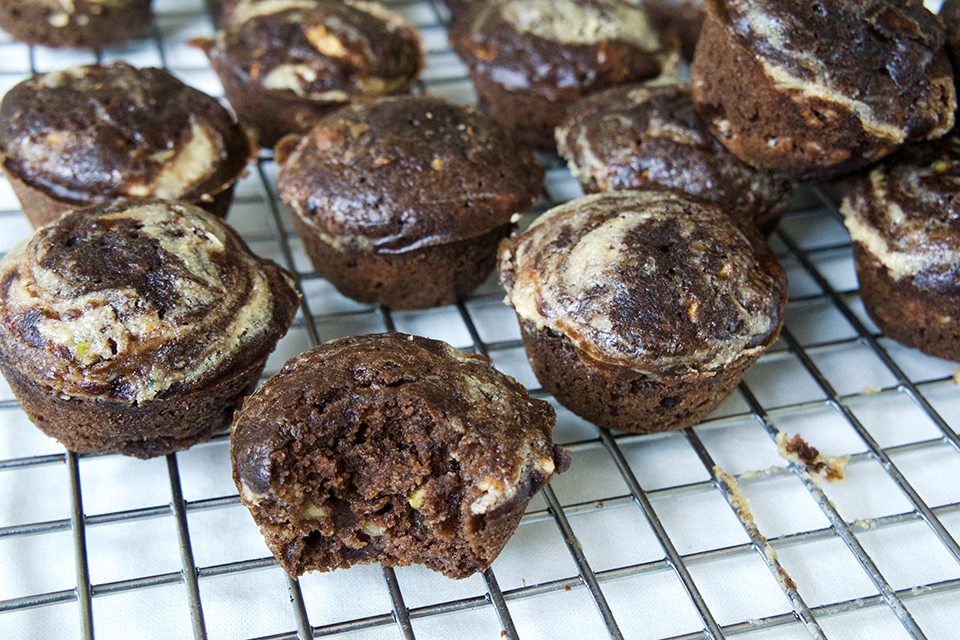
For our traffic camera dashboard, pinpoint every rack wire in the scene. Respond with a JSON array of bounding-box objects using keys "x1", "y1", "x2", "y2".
[{"x1": 1, "y1": 0, "x2": 960, "y2": 638}]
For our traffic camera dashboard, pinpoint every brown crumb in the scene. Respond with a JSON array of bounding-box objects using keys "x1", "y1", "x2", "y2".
[{"x1": 776, "y1": 432, "x2": 849, "y2": 483}]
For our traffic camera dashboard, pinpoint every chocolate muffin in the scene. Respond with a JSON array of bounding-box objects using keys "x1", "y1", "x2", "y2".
[
  {"x1": 498, "y1": 190, "x2": 787, "y2": 434},
  {"x1": 556, "y1": 78, "x2": 792, "y2": 236},
  {"x1": 644, "y1": 0, "x2": 705, "y2": 61},
  {"x1": 206, "y1": 0, "x2": 241, "y2": 27},
  {"x1": 449, "y1": 0, "x2": 681, "y2": 150},
  {"x1": 841, "y1": 133, "x2": 960, "y2": 362},
  {"x1": 0, "y1": 63, "x2": 253, "y2": 228},
  {"x1": 443, "y1": 0, "x2": 483, "y2": 21},
  {"x1": 0, "y1": 200, "x2": 301, "y2": 458},
  {"x1": 196, "y1": 0, "x2": 424, "y2": 148},
  {"x1": 0, "y1": 0, "x2": 151, "y2": 49},
  {"x1": 690, "y1": 0, "x2": 956, "y2": 182},
  {"x1": 232, "y1": 332, "x2": 569, "y2": 579},
  {"x1": 277, "y1": 95, "x2": 544, "y2": 310},
  {"x1": 942, "y1": 0, "x2": 960, "y2": 80}
]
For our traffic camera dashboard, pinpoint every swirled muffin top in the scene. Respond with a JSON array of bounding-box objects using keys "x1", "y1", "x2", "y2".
[
  {"x1": 206, "y1": 0, "x2": 423, "y2": 105},
  {"x1": 700, "y1": 0, "x2": 955, "y2": 150},
  {"x1": 450, "y1": 0, "x2": 679, "y2": 99},
  {"x1": 498, "y1": 190, "x2": 787, "y2": 377},
  {"x1": 842, "y1": 134, "x2": 960, "y2": 291},
  {"x1": 556, "y1": 78, "x2": 791, "y2": 233},
  {"x1": 0, "y1": 200, "x2": 300, "y2": 405},
  {"x1": 278, "y1": 96, "x2": 544, "y2": 254},
  {"x1": 0, "y1": 63, "x2": 252, "y2": 207}
]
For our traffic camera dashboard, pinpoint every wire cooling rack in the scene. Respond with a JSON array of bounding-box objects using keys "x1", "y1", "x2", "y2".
[{"x1": 2, "y1": 0, "x2": 960, "y2": 638}]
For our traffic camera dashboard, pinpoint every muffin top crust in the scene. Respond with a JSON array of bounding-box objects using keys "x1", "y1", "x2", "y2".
[
  {"x1": 496, "y1": 0, "x2": 662, "y2": 47},
  {"x1": 499, "y1": 190, "x2": 786, "y2": 376},
  {"x1": 842, "y1": 134, "x2": 960, "y2": 290},
  {"x1": 205, "y1": 0, "x2": 423, "y2": 104},
  {"x1": 0, "y1": 63, "x2": 252, "y2": 206},
  {"x1": 701, "y1": 0, "x2": 955, "y2": 146},
  {"x1": 278, "y1": 96, "x2": 544, "y2": 253},
  {"x1": 450, "y1": 0, "x2": 680, "y2": 98},
  {"x1": 0, "y1": 200, "x2": 299, "y2": 404},
  {"x1": 556, "y1": 78, "x2": 791, "y2": 228}
]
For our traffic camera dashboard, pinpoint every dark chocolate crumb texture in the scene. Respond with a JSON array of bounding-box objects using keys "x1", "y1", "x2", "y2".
[{"x1": 232, "y1": 332, "x2": 569, "y2": 579}]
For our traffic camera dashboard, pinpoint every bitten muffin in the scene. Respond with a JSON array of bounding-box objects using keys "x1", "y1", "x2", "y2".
[
  {"x1": 0, "y1": 0, "x2": 151, "y2": 49},
  {"x1": 690, "y1": 0, "x2": 956, "y2": 182},
  {"x1": 232, "y1": 332, "x2": 569, "y2": 579},
  {"x1": 841, "y1": 134, "x2": 960, "y2": 362},
  {"x1": 449, "y1": 0, "x2": 681, "y2": 150},
  {"x1": 644, "y1": 0, "x2": 705, "y2": 61},
  {"x1": 0, "y1": 63, "x2": 253, "y2": 228},
  {"x1": 196, "y1": 0, "x2": 424, "y2": 148},
  {"x1": 498, "y1": 190, "x2": 787, "y2": 434},
  {"x1": 0, "y1": 200, "x2": 300, "y2": 458},
  {"x1": 556, "y1": 78, "x2": 792, "y2": 236},
  {"x1": 277, "y1": 95, "x2": 544, "y2": 310}
]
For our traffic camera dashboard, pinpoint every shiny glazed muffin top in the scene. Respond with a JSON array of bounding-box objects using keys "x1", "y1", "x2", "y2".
[
  {"x1": 0, "y1": 62, "x2": 252, "y2": 205},
  {"x1": 278, "y1": 96, "x2": 544, "y2": 253},
  {"x1": 499, "y1": 190, "x2": 787, "y2": 377},
  {"x1": 0, "y1": 200, "x2": 299, "y2": 404}
]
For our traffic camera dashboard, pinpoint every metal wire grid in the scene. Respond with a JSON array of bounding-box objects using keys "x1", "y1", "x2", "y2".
[{"x1": 1, "y1": 0, "x2": 960, "y2": 638}]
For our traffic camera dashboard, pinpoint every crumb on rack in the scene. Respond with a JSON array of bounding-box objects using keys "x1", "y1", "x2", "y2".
[
  {"x1": 713, "y1": 465, "x2": 798, "y2": 592},
  {"x1": 853, "y1": 518, "x2": 878, "y2": 531},
  {"x1": 738, "y1": 465, "x2": 786, "y2": 480},
  {"x1": 714, "y1": 465, "x2": 754, "y2": 522},
  {"x1": 776, "y1": 432, "x2": 849, "y2": 485}
]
